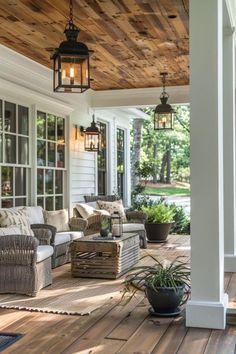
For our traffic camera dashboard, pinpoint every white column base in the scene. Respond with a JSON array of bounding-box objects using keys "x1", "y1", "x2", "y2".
[
  {"x1": 186, "y1": 293, "x2": 228, "y2": 329},
  {"x1": 224, "y1": 254, "x2": 236, "y2": 272}
]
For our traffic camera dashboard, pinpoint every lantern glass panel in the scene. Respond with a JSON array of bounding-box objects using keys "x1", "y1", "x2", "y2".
[
  {"x1": 84, "y1": 132, "x2": 100, "y2": 152},
  {"x1": 60, "y1": 56, "x2": 89, "y2": 87},
  {"x1": 154, "y1": 112, "x2": 173, "y2": 130},
  {"x1": 110, "y1": 212, "x2": 122, "y2": 237}
]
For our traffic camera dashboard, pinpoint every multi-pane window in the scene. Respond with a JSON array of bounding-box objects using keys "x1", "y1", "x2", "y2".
[
  {"x1": 37, "y1": 111, "x2": 66, "y2": 210},
  {"x1": 0, "y1": 100, "x2": 29, "y2": 208},
  {"x1": 117, "y1": 128, "x2": 125, "y2": 199},
  {"x1": 97, "y1": 122, "x2": 107, "y2": 195}
]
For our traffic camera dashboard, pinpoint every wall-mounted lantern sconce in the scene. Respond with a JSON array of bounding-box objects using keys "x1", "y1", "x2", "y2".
[
  {"x1": 78, "y1": 115, "x2": 101, "y2": 152},
  {"x1": 154, "y1": 72, "x2": 174, "y2": 130}
]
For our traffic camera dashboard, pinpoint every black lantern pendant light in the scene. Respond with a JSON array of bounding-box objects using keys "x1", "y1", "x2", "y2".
[
  {"x1": 154, "y1": 72, "x2": 174, "y2": 130},
  {"x1": 81, "y1": 115, "x2": 101, "y2": 152},
  {"x1": 51, "y1": 0, "x2": 93, "y2": 93}
]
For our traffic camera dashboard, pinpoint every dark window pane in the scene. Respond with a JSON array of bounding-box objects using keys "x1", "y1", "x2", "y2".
[
  {"x1": 46, "y1": 196, "x2": 54, "y2": 210},
  {"x1": 98, "y1": 171, "x2": 106, "y2": 196},
  {"x1": 18, "y1": 137, "x2": 29, "y2": 165},
  {"x1": 37, "y1": 169, "x2": 44, "y2": 194},
  {"x1": 5, "y1": 101, "x2": 16, "y2": 133},
  {"x1": 18, "y1": 106, "x2": 29, "y2": 135},
  {"x1": 48, "y1": 114, "x2": 56, "y2": 141},
  {"x1": 37, "y1": 197, "x2": 44, "y2": 208},
  {"x1": 15, "y1": 168, "x2": 26, "y2": 196},
  {"x1": 48, "y1": 142, "x2": 56, "y2": 167},
  {"x1": 2, "y1": 199, "x2": 13, "y2": 208},
  {"x1": 1, "y1": 167, "x2": 13, "y2": 197},
  {"x1": 0, "y1": 100, "x2": 2, "y2": 131},
  {"x1": 55, "y1": 170, "x2": 63, "y2": 194},
  {"x1": 45, "y1": 169, "x2": 54, "y2": 194},
  {"x1": 15, "y1": 198, "x2": 26, "y2": 207},
  {"x1": 57, "y1": 145, "x2": 65, "y2": 168},
  {"x1": 55, "y1": 196, "x2": 63, "y2": 210},
  {"x1": 37, "y1": 111, "x2": 46, "y2": 139},
  {"x1": 37, "y1": 140, "x2": 46, "y2": 166},
  {"x1": 57, "y1": 117, "x2": 65, "y2": 143},
  {"x1": 5, "y1": 134, "x2": 16, "y2": 163}
]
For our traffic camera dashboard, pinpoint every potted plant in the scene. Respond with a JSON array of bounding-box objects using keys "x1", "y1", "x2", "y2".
[
  {"x1": 142, "y1": 203, "x2": 175, "y2": 242},
  {"x1": 100, "y1": 216, "x2": 110, "y2": 237},
  {"x1": 123, "y1": 255, "x2": 190, "y2": 316}
]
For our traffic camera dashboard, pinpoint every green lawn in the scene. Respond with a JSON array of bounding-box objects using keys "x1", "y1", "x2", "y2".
[{"x1": 144, "y1": 186, "x2": 190, "y2": 196}]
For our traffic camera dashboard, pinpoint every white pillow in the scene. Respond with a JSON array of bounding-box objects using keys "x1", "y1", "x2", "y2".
[
  {"x1": 23, "y1": 206, "x2": 45, "y2": 225},
  {"x1": 44, "y1": 209, "x2": 70, "y2": 232},
  {"x1": 0, "y1": 226, "x2": 21, "y2": 236},
  {"x1": 76, "y1": 203, "x2": 95, "y2": 219}
]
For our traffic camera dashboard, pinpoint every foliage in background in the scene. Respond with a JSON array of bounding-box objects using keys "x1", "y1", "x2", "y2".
[
  {"x1": 136, "y1": 105, "x2": 190, "y2": 183},
  {"x1": 169, "y1": 204, "x2": 191, "y2": 235}
]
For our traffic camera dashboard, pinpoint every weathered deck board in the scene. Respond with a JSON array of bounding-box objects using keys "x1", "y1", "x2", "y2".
[{"x1": 1, "y1": 235, "x2": 236, "y2": 354}]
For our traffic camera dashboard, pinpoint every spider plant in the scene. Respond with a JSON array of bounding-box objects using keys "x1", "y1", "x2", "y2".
[{"x1": 123, "y1": 254, "x2": 190, "y2": 302}]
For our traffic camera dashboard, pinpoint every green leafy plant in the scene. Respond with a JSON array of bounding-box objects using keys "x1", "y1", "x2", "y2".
[
  {"x1": 142, "y1": 203, "x2": 175, "y2": 223},
  {"x1": 101, "y1": 216, "x2": 110, "y2": 230},
  {"x1": 123, "y1": 255, "x2": 190, "y2": 301},
  {"x1": 169, "y1": 204, "x2": 190, "y2": 235}
]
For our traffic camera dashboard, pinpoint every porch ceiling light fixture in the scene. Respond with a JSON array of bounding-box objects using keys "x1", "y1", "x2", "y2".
[
  {"x1": 51, "y1": 0, "x2": 93, "y2": 93},
  {"x1": 154, "y1": 72, "x2": 174, "y2": 130},
  {"x1": 80, "y1": 115, "x2": 101, "y2": 152}
]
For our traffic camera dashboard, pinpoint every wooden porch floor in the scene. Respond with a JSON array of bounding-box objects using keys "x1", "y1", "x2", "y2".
[{"x1": 1, "y1": 235, "x2": 236, "y2": 354}]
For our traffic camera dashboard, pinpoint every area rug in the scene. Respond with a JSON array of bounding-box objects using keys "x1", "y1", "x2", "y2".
[
  {"x1": 0, "y1": 265, "x2": 123, "y2": 316},
  {"x1": 0, "y1": 333, "x2": 23, "y2": 352}
]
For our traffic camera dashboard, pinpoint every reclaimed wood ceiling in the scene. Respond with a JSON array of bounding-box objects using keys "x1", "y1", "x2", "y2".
[{"x1": 0, "y1": 0, "x2": 189, "y2": 91}]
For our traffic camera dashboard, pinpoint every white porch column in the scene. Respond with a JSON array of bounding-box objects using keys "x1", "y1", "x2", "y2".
[
  {"x1": 224, "y1": 27, "x2": 236, "y2": 271},
  {"x1": 186, "y1": 0, "x2": 228, "y2": 329}
]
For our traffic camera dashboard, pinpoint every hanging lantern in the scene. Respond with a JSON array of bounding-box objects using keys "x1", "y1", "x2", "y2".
[
  {"x1": 51, "y1": 0, "x2": 93, "y2": 93},
  {"x1": 110, "y1": 211, "x2": 123, "y2": 237},
  {"x1": 154, "y1": 72, "x2": 174, "y2": 130},
  {"x1": 81, "y1": 115, "x2": 101, "y2": 152}
]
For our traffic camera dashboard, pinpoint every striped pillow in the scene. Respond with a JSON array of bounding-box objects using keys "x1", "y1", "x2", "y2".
[{"x1": 0, "y1": 209, "x2": 34, "y2": 236}]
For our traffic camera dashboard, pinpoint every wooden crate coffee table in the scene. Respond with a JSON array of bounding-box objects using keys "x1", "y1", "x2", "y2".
[{"x1": 71, "y1": 233, "x2": 140, "y2": 279}]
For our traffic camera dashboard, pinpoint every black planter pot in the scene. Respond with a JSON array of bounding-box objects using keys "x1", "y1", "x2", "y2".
[
  {"x1": 100, "y1": 228, "x2": 109, "y2": 237},
  {"x1": 145, "y1": 284, "x2": 185, "y2": 315},
  {"x1": 145, "y1": 222, "x2": 173, "y2": 243}
]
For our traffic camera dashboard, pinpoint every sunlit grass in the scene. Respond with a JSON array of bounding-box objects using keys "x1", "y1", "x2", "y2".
[{"x1": 144, "y1": 186, "x2": 190, "y2": 196}]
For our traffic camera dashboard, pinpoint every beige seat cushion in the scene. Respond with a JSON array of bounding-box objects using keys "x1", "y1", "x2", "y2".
[
  {"x1": 97, "y1": 200, "x2": 127, "y2": 223},
  {"x1": 36, "y1": 245, "x2": 54, "y2": 263},
  {"x1": 0, "y1": 209, "x2": 34, "y2": 236},
  {"x1": 0, "y1": 226, "x2": 21, "y2": 236},
  {"x1": 76, "y1": 203, "x2": 95, "y2": 219},
  {"x1": 122, "y1": 223, "x2": 145, "y2": 232},
  {"x1": 44, "y1": 209, "x2": 70, "y2": 232}
]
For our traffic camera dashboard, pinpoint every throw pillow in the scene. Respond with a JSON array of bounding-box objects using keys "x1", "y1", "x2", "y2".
[
  {"x1": 0, "y1": 209, "x2": 34, "y2": 236},
  {"x1": 94, "y1": 209, "x2": 110, "y2": 217},
  {"x1": 76, "y1": 203, "x2": 95, "y2": 219},
  {"x1": 96, "y1": 200, "x2": 127, "y2": 223},
  {"x1": 44, "y1": 209, "x2": 70, "y2": 232},
  {"x1": 0, "y1": 226, "x2": 21, "y2": 236}
]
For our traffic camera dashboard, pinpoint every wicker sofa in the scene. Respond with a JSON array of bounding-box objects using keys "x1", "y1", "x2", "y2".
[
  {"x1": 71, "y1": 195, "x2": 148, "y2": 248},
  {"x1": 0, "y1": 234, "x2": 53, "y2": 296},
  {"x1": 0, "y1": 206, "x2": 86, "y2": 269}
]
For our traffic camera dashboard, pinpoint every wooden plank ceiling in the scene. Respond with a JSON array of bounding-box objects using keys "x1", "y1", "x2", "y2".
[{"x1": 0, "y1": 0, "x2": 189, "y2": 91}]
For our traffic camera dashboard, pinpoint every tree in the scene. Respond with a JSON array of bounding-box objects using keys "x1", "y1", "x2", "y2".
[{"x1": 131, "y1": 118, "x2": 145, "y2": 191}]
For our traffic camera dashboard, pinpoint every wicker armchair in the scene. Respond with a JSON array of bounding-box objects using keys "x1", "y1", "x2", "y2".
[
  {"x1": 72, "y1": 195, "x2": 148, "y2": 248},
  {"x1": 31, "y1": 221, "x2": 86, "y2": 268},
  {"x1": 0, "y1": 235, "x2": 53, "y2": 296}
]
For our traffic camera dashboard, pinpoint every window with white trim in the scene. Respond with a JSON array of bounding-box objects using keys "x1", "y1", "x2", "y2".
[
  {"x1": 97, "y1": 122, "x2": 107, "y2": 195},
  {"x1": 36, "y1": 111, "x2": 66, "y2": 210},
  {"x1": 117, "y1": 128, "x2": 125, "y2": 199},
  {"x1": 0, "y1": 99, "x2": 30, "y2": 208}
]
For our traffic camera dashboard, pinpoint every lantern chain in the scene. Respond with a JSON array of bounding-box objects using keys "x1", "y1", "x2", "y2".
[{"x1": 69, "y1": 0, "x2": 73, "y2": 24}]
